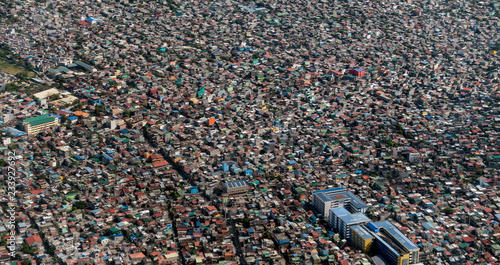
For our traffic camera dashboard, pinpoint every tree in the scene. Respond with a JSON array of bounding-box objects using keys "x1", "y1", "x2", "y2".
[
  {"x1": 263, "y1": 230, "x2": 272, "y2": 239},
  {"x1": 49, "y1": 94, "x2": 62, "y2": 101},
  {"x1": 0, "y1": 234, "x2": 6, "y2": 246},
  {"x1": 20, "y1": 242, "x2": 35, "y2": 254},
  {"x1": 47, "y1": 245, "x2": 55, "y2": 255},
  {"x1": 444, "y1": 207, "x2": 453, "y2": 215},
  {"x1": 4, "y1": 82, "x2": 20, "y2": 92},
  {"x1": 73, "y1": 201, "x2": 88, "y2": 210},
  {"x1": 94, "y1": 105, "x2": 105, "y2": 116},
  {"x1": 240, "y1": 217, "x2": 251, "y2": 228},
  {"x1": 15, "y1": 72, "x2": 29, "y2": 82}
]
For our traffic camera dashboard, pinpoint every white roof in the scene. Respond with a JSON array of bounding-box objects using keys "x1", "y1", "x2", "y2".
[{"x1": 34, "y1": 88, "x2": 60, "y2": 99}]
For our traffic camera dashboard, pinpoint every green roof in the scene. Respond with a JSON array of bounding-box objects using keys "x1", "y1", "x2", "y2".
[
  {"x1": 109, "y1": 227, "x2": 121, "y2": 234},
  {"x1": 25, "y1": 114, "x2": 55, "y2": 126}
]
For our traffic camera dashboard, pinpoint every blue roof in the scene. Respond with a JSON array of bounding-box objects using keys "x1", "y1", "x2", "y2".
[
  {"x1": 422, "y1": 222, "x2": 434, "y2": 230},
  {"x1": 331, "y1": 207, "x2": 370, "y2": 225},
  {"x1": 102, "y1": 153, "x2": 113, "y2": 160},
  {"x1": 278, "y1": 239, "x2": 290, "y2": 244},
  {"x1": 366, "y1": 222, "x2": 380, "y2": 233},
  {"x1": 74, "y1": 155, "x2": 85, "y2": 160},
  {"x1": 371, "y1": 232, "x2": 401, "y2": 258},
  {"x1": 346, "y1": 191, "x2": 368, "y2": 209},
  {"x1": 316, "y1": 192, "x2": 332, "y2": 203},
  {"x1": 330, "y1": 207, "x2": 350, "y2": 217},
  {"x1": 225, "y1": 180, "x2": 248, "y2": 189},
  {"x1": 312, "y1": 187, "x2": 346, "y2": 194},
  {"x1": 3, "y1": 127, "x2": 26, "y2": 137},
  {"x1": 351, "y1": 225, "x2": 374, "y2": 240},
  {"x1": 342, "y1": 213, "x2": 370, "y2": 225},
  {"x1": 371, "y1": 221, "x2": 419, "y2": 251},
  {"x1": 313, "y1": 188, "x2": 368, "y2": 210}
]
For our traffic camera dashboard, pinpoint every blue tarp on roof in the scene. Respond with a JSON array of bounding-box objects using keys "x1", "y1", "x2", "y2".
[
  {"x1": 74, "y1": 155, "x2": 85, "y2": 160},
  {"x1": 102, "y1": 153, "x2": 113, "y2": 161},
  {"x1": 3, "y1": 127, "x2": 26, "y2": 137}
]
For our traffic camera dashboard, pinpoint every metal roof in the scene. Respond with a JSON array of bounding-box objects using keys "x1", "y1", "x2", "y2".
[
  {"x1": 330, "y1": 207, "x2": 350, "y2": 217},
  {"x1": 346, "y1": 191, "x2": 368, "y2": 209},
  {"x1": 340, "y1": 212, "x2": 370, "y2": 225},
  {"x1": 371, "y1": 221, "x2": 419, "y2": 251},
  {"x1": 25, "y1": 114, "x2": 55, "y2": 126},
  {"x1": 3, "y1": 127, "x2": 26, "y2": 137},
  {"x1": 225, "y1": 180, "x2": 248, "y2": 189},
  {"x1": 314, "y1": 188, "x2": 368, "y2": 210},
  {"x1": 312, "y1": 187, "x2": 345, "y2": 194},
  {"x1": 351, "y1": 225, "x2": 374, "y2": 240}
]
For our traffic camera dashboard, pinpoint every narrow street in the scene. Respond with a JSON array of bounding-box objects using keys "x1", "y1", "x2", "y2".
[{"x1": 144, "y1": 131, "x2": 247, "y2": 265}]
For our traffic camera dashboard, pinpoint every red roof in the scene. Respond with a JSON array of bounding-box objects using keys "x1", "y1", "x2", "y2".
[
  {"x1": 78, "y1": 20, "x2": 90, "y2": 26},
  {"x1": 129, "y1": 252, "x2": 146, "y2": 259},
  {"x1": 30, "y1": 189, "x2": 45, "y2": 195},
  {"x1": 153, "y1": 160, "x2": 169, "y2": 168},
  {"x1": 26, "y1": 235, "x2": 42, "y2": 245}
]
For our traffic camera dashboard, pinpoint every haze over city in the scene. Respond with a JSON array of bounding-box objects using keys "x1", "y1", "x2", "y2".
[{"x1": 0, "y1": 0, "x2": 499, "y2": 265}]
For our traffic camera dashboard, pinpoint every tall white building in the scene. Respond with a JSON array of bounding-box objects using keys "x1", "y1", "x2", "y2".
[{"x1": 312, "y1": 187, "x2": 368, "y2": 218}]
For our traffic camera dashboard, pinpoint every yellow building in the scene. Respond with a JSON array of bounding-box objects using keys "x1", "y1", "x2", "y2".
[
  {"x1": 350, "y1": 225, "x2": 374, "y2": 253},
  {"x1": 365, "y1": 221, "x2": 419, "y2": 265},
  {"x1": 349, "y1": 222, "x2": 419, "y2": 265},
  {"x1": 24, "y1": 114, "x2": 59, "y2": 135}
]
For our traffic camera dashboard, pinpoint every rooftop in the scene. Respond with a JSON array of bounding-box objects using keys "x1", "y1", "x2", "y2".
[
  {"x1": 25, "y1": 114, "x2": 56, "y2": 126},
  {"x1": 314, "y1": 188, "x2": 367, "y2": 210},
  {"x1": 330, "y1": 207, "x2": 370, "y2": 225},
  {"x1": 225, "y1": 180, "x2": 248, "y2": 189},
  {"x1": 351, "y1": 225, "x2": 374, "y2": 240},
  {"x1": 371, "y1": 221, "x2": 419, "y2": 251}
]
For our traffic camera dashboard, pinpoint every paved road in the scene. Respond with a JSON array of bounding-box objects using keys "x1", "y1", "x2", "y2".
[{"x1": 228, "y1": 218, "x2": 247, "y2": 265}]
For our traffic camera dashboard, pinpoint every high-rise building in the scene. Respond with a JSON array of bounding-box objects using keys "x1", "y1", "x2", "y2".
[
  {"x1": 312, "y1": 187, "x2": 368, "y2": 218},
  {"x1": 350, "y1": 221, "x2": 420, "y2": 265},
  {"x1": 350, "y1": 225, "x2": 374, "y2": 253},
  {"x1": 329, "y1": 207, "x2": 370, "y2": 240}
]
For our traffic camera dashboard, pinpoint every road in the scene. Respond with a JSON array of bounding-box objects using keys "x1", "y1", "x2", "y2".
[{"x1": 144, "y1": 131, "x2": 247, "y2": 265}]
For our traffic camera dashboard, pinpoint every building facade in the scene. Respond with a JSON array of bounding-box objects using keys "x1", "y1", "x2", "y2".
[
  {"x1": 223, "y1": 181, "x2": 248, "y2": 195},
  {"x1": 349, "y1": 221, "x2": 419, "y2": 265},
  {"x1": 312, "y1": 187, "x2": 368, "y2": 218},
  {"x1": 24, "y1": 114, "x2": 59, "y2": 135},
  {"x1": 329, "y1": 207, "x2": 370, "y2": 240},
  {"x1": 350, "y1": 225, "x2": 374, "y2": 253}
]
